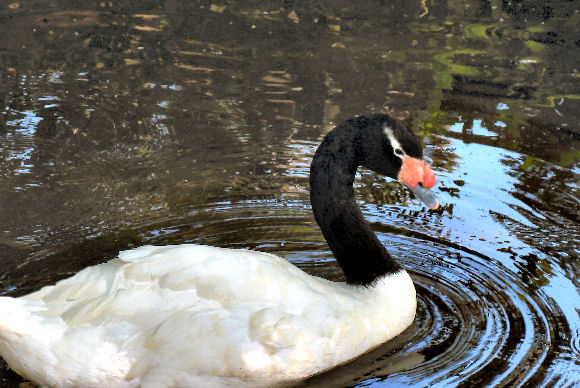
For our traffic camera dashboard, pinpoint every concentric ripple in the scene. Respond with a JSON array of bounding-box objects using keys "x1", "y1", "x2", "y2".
[
  {"x1": 391, "y1": 236, "x2": 567, "y2": 387},
  {"x1": 0, "y1": 201, "x2": 576, "y2": 387}
]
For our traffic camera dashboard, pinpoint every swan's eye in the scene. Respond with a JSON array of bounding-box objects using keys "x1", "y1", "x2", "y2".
[{"x1": 394, "y1": 148, "x2": 404, "y2": 156}]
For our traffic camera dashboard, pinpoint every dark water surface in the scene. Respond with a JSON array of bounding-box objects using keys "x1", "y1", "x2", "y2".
[{"x1": 1, "y1": 0, "x2": 579, "y2": 387}]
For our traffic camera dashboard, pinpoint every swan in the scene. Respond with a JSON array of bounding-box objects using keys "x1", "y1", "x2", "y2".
[{"x1": 0, "y1": 114, "x2": 439, "y2": 387}]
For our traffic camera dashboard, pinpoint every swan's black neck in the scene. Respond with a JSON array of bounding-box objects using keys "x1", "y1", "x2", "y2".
[{"x1": 309, "y1": 116, "x2": 402, "y2": 286}]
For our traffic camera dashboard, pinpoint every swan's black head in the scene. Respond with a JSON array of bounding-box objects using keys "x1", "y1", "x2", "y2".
[
  {"x1": 311, "y1": 114, "x2": 438, "y2": 209},
  {"x1": 354, "y1": 114, "x2": 423, "y2": 179},
  {"x1": 350, "y1": 114, "x2": 439, "y2": 209}
]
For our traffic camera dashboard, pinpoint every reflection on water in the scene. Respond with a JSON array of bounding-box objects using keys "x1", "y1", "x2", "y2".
[{"x1": 0, "y1": 0, "x2": 578, "y2": 387}]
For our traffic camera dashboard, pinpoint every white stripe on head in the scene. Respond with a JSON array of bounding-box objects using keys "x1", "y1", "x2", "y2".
[{"x1": 383, "y1": 126, "x2": 407, "y2": 160}]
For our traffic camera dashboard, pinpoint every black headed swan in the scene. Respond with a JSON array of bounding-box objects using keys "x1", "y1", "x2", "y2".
[{"x1": 0, "y1": 114, "x2": 439, "y2": 387}]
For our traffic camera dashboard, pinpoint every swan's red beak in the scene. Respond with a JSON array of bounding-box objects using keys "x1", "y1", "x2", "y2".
[{"x1": 398, "y1": 157, "x2": 440, "y2": 210}]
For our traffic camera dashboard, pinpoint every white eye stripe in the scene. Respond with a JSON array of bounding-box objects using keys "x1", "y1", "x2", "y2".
[{"x1": 383, "y1": 126, "x2": 407, "y2": 160}]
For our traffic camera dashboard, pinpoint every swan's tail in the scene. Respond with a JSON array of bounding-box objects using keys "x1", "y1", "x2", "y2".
[
  {"x1": 0, "y1": 296, "x2": 63, "y2": 383},
  {"x1": 0, "y1": 296, "x2": 136, "y2": 387},
  {"x1": 0, "y1": 296, "x2": 36, "y2": 337}
]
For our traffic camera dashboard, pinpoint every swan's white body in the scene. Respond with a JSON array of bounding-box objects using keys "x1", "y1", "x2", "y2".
[{"x1": 0, "y1": 244, "x2": 416, "y2": 388}]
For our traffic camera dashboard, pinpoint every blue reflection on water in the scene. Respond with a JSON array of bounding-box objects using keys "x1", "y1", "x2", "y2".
[{"x1": 4, "y1": 110, "x2": 42, "y2": 175}]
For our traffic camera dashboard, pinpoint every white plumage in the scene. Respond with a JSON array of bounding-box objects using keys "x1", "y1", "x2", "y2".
[{"x1": 0, "y1": 245, "x2": 416, "y2": 387}]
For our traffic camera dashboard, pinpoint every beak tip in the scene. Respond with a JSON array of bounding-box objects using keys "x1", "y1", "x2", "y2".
[{"x1": 429, "y1": 199, "x2": 440, "y2": 210}]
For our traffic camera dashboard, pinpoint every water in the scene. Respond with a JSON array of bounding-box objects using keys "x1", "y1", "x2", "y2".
[{"x1": 0, "y1": 1, "x2": 578, "y2": 386}]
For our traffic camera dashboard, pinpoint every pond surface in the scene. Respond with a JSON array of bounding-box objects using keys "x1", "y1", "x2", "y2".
[{"x1": 0, "y1": 0, "x2": 579, "y2": 387}]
